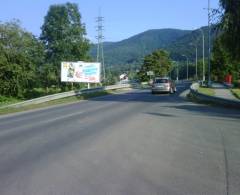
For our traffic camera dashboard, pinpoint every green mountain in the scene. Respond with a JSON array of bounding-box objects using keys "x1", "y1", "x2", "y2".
[
  {"x1": 90, "y1": 29, "x2": 190, "y2": 65},
  {"x1": 89, "y1": 27, "x2": 215, "y2": 70},
  {"x1": 167, "y1": 26, "x2": 216, "y2": 61}
]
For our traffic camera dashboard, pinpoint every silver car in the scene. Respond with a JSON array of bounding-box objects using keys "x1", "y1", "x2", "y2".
[{"x1": 151, "y1": 77, "x2": 176, "y2": 94}]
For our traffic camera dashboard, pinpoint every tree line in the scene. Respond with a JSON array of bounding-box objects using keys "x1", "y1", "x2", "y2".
[
  {"x1": 0, "y1": 3, "x2": 90, "y2": 99},
  {"x1": 137, "y1": 50, "x2": 172, "y2": 81},
  {"x1": 211, "y1": 0, "x2": 240, "y2": 84}
]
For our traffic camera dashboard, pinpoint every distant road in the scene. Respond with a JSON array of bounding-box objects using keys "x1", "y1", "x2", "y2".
[{"x1": 0, "y1": 82, "x2": 240, "y2": 195}]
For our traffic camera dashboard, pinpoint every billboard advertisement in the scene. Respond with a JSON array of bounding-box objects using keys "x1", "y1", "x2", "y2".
[{"x1": 61, "y1": 61, "x2": 101, "y2": 83}]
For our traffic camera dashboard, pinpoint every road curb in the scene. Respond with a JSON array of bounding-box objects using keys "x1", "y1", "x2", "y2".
[{"x1": 189, "y1": 83, "x2": 240, "y2": 109}]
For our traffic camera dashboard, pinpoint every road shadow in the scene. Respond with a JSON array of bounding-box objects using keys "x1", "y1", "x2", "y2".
[
  {"x1": 86, "y1": 83, "x2": 240, "y2": 120},
  {"x1": 144, "y1": 112, "x2": 177, "y2": 118},
  {"x1": 88, "y1": 85, "x2": 190, "y2": 104},
  {"x1": 161, "y1": 104, "x2": 240, "y2": 120}
]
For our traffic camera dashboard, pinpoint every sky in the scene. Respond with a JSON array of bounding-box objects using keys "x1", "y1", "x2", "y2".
[{"x1": 0, "y1": 0, "x2": 220, "y2": 42}]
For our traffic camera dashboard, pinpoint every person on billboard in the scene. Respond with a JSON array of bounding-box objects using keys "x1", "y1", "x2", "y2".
[{"x1": 67, "y1": 63, "x2": 75, "y2": 78}]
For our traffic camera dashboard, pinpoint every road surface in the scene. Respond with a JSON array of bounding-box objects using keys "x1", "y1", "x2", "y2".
[{"x1": 0, "y1": 83, "x2": 240, "y2": 195}]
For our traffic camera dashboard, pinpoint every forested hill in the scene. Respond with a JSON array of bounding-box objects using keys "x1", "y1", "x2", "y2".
[
  {"x1": 90, "y1": 29, "x2": 191, "y2": 66},
  {"x1": 89, "y1": 27, "x2": 214, "y2": 68}
]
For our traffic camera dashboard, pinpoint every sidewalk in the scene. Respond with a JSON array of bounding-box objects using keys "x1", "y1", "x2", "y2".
[{"x1": 211, "y1": 83, "x2": 239, "y2": 101}]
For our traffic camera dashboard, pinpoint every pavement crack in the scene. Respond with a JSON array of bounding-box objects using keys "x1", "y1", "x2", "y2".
[{"x1": 220, "y1": 129, "x2": 229, "y2": 195}]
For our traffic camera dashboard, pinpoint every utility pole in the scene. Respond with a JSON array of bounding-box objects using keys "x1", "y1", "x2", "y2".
[
  {"x1": 96, "y1": 9, "x2": 105, "y2": 82},
  {"x1": 176, "y1": 62, "x2": 179, "y2": 82},
  {"x1": 195, "y1": 46, "x2": 198, "y2": 80},
  {"x1": 199, "y1": 28, "x2": 205, "y2": 81},
  {"x1": 172, "y1": 61, "x2": 179, "y2": 82},
  {"x1": 208, "y1": 0, "x2": 211, "y2": 86},
  {"x1": 190, "y1": 39, "x2": 198, "y2": 81},
  {"x1": 182, "y1": 55, "x2": 189, "y2": 80}
]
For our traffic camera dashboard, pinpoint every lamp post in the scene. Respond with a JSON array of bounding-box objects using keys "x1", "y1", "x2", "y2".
[
  {"x1": 195, "y1": 46, "x2": 198, "y2": 80},
  {"x1": 199, "y1": 28, "x2": 205, "y2": 81},
  {"x1": 208, "y1": 0, "x2": 211, "y2": 86},
  {"x1": 190, "y1": 42, "x2": 198, "y2": 81},
  {"x1": 172, "y1": 61, "x2": 179, "y2": 82},
  {"x1": 176, "y1": 62, "x2": 179, "y2": 82},
  {"x1": 182, "y1": 55, "x2": 189, "y2": 80}
]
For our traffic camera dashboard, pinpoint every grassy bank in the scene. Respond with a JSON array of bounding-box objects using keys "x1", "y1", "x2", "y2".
[
  {"x1": 0, "y1": 90, "x2": 112, "y2": 115},
  {"x1": 0, "y1": 96, "x2": 22, "y2": 107},
  {"x1": 231, "y1": 88, "x2": 240, "y2": 99},
  {"x1": 197, "y1": 87, "x2": 215, "y2": 96}
]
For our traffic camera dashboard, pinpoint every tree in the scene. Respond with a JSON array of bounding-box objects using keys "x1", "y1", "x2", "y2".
[
  {"x1": 138, "y1": 50, "x2": 172, "y2": 81},
  {"x1": 218, "y1": 0, "x2": 240, "y2": 61},
  {"x1": 211, "y1": 37, "x2": 231, "y2": 81},
  {"x1": 211, "y1": 0, "x2": 240, "y2": 83},
  {"x1": 40, "y1": 2, "x2": 90, "y2": 87},
  {"x1": 0, "y1": 21, "x2": 44, "y2": 97}
]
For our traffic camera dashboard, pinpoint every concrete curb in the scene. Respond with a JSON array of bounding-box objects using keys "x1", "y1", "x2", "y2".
[
  {"x1": 189, "y1": 83, "x2": 240, "y2": 109},
  {"x1": 0, "y1": 84, "x2": 132, "y2": 109},
  {"x1": 222, "y1": 82, "x2": 234, "y2": 89}
]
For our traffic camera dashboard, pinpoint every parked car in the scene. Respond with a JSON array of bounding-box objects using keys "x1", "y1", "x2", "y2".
[{"x1": 151, "y1": 77, "x2": 176, "y2": 94}]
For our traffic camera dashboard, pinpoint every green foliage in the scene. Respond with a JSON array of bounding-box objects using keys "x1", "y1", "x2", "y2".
[
  {"x1": 90, "y1": 27, "x2": 217, "y2": 71},
  {"x1": 40, "y1": 2, "x2": 90, "y2": 86},
  {"x1": 104, "y1": 68, "x2": 119, "y2": 85},
  {"x1": 0, "y1": 21, "x2": 44, "y2": 98},
  {"x1": 0, "y1": 95, "x2": 20, "y2": 106},
  {"x1": 0, "y1": 3, "x2": 92, "y2": 100},
  {"x1": 39, "y1": 63, "x2": 58, "y2": 90},
  {"x1": 0, "y1": 90, "x2": 112, "y2": 115},
  {"x1": 218, "y1": 0, "x2": 240, "y2": 61},
  {"x1": 211, "y1": 36, "x2": 231, "y2": 81},
  {"x1": 23, "y1": 87, "x2": 62, "y2": 99},
  {"x1": 198, "y1": 86, "x2": 215, "y2": 96},
  {"x1": 211, "y1": 0, "x2": 240, "y2": 82},
  {"x1": 231, "y1": 89, "x2": 240, "y2": 99},
  {"x1": 90, "y1": 29, "x2": 191, "y2": 68},
  {"x1": 138, "y1": 50, "x2": 172, "y2": 81},
  {"x1": 168, "y1": 27, "x2": 216, "y2": 61}
]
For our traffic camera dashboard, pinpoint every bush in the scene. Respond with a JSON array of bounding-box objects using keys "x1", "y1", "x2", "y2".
[
  {"x1": 233, "y1": 80, "x2": 240, "y2": 88},
  {"x1": 48, "y1": 87, "x2": 62, "y2": 94},
  {"x1": 23, "y1": 87, "x2": 62, "y2": 99},
  {"x1": 0, "y1": 96, "x2": 11, "y2": 103},
  {"x1": 0, "y1": 95, "x2": 20, "y2": 105}
]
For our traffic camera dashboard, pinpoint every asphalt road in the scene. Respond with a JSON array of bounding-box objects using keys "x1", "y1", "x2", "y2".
[{"x1": 0, "y1": 83, "x2": 240, "y2": 195}]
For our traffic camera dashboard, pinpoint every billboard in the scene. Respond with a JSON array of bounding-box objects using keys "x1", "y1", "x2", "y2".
[{"x1": 61, "y1": 61, "x2": 101, "y2": 83}]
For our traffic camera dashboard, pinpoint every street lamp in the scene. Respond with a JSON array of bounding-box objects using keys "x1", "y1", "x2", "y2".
[
  {"x1": 195, "y1": 46, "x2": 198, "y2": 80},
  {"x1": 172, "y1": 61, "x2": 179, "y2": 82},
  {"x1": 182, "y1": 55, "x2": 189, "y2": 80},
  {"x1": 189, "y1": 42, "x2": 198, "y2": 80},
  {"x1": 207, "y1": 0, "x2": 211, "y2": 86},
  {"x1": 199, "y1": 28, "x2": 205, "y2": 81},
  {"x1": 176, "y1": 62, "x2": 179, "y2": 82}
]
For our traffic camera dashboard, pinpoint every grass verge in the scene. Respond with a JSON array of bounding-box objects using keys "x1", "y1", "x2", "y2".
[
  {"x1": 231, "y1": 88, "x2": 240, "y2": 99},
  {"x1": 0, "y1": 90, "x2": 113, "y2": 115},
  {"x1": 197, "y1": 87, "x2": 215, "y2": 96},
  {"x1": 187, "y1": 92, "x2": 228, "y2": 109},
  {"x1": 0, "y1": 96, "x2": 22, "y2": 107},
  {"x1": 187, "y1": 92, "x2": 213, "y2": 105}
]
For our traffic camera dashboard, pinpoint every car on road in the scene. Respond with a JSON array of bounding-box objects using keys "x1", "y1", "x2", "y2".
[{"x1": 151, "y1": 77, "x2": 176, "y2": 94}]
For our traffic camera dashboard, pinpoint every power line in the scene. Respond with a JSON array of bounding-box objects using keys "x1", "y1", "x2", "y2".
[
  {"x1": 203, "y1": 0, "x2": 213, "y2": 86},
  {"x1": 96, "y1": 9, "x2": 105, "y2": 82}
]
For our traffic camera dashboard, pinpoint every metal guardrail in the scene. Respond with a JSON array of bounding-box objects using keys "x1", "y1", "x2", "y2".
[
  {"x1": 1, "y1": 84, "x2": 132, "y2": 109},
  {"x1": 190, "y1": 83, "x2": 240, "y2": 109}
]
